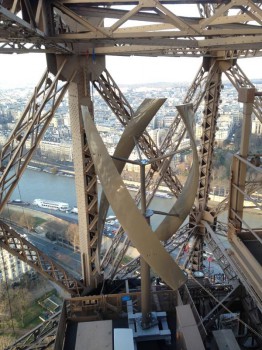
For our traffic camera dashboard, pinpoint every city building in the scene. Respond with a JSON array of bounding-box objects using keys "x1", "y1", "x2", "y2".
[{"x1": 0, "y1": 248, "x2": 31, "y2": 282}]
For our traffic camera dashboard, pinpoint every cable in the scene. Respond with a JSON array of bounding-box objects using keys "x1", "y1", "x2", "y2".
[{"x1": 191, "y1": 274, "x2": 262, "y2": 341}]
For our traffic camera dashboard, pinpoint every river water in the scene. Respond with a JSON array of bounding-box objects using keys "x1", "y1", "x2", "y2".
[{"x1": 9, "y1": 169, "x2": 261, "y2": 230}]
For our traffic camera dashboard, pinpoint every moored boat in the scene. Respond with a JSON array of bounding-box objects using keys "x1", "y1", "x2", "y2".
[
  {"x1": 71, "y1": 207, "x2": 78, "y2": 214},
  {"x1": 32, "y1": 199, "x2": 70, "y2": 212},
  {"x1": 155, "y1": 191, "x2": 173, "y2": 199}
]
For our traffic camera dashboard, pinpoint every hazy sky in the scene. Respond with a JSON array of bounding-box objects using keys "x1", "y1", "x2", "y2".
[
  {"x1": 1, "y1": 3, "x2": 261, "y2": 88},
  {"x1": 0, "y1": 53, "x2": 261, "y2": 88}
]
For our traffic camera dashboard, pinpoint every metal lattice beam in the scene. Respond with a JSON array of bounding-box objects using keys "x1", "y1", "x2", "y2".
[
  {"x1": 68, "y1": 67, "x2": 101, "y2": 289},
  {"x1": 1, "y1": 1, "x2": 262, "y2": 56},
  {"x1": 99, "y1": 61, "x2": 216, "y2": 277},
  {"x1": 5, "y1": 312, "x2": 60, "y2": 350},
  {"x1": 0, "y1": 1, "x2": 261, "y2": 348},
  {"x1": 225, "y1": 63, "x2": 262, "y2": 123},
  {"x1": 195, "y1": 60, "x2": 222, "y2": 215},
  {"x1": 0, "y1": 4, "x2": 71, "y2": 54},
  {"x1": 0, "y1": 60, "x2": 75, "y2": 212},
  {"x1": 0, "y1": 220, "x2": 86, "y2": 297}
]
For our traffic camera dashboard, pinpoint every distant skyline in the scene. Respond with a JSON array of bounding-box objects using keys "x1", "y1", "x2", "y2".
[{"x1": 0, "y1": 53, "x2": 262, "y2": 88}]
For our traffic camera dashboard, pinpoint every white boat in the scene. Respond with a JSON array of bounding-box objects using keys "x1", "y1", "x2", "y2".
[
  {"x1": 58, "y1": 172, "x2": 75, "y2": 178},
  {"x1": 10, "y1": 199, "x2": 30, "y2": 206},
  {"x1": 71, "y1": 207, "x2": 78, "y2": 214},
  {"x1": 155, "y1": 191, "x2": 173, "y2": 199},
  {"x1": 106, "y1": 215, "x2": 116, "y2": 221},
  {"x1": 32, "y1": 199, "x2": 70, "y2": 212},
  {"x1": 27, "y1": 165, "x2": 41, "y2": 171},
  {"x1": 126, "y1": 186, "x2": 137, "y2": 192}
]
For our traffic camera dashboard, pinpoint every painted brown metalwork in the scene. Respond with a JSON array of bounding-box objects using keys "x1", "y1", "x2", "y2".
[
  {"x1": 0, "y1": 220, "x2": 86, "y2": 296},
  {"x1": 5, "y1": 311, "x2": 60, "y2": 350},
  {"x1": 82, "y1": 106, "x2": 187, "y2": 290},
  {"x1": 2, "y1": 1, "x2": 262, "y2": 56},
  {"x1": 97, "y1": 63, "x2": 211, "y2": 274},
  {"x1": 98, "y1": 98, "x2": 166, "y2": 269},
  {"x1": 68, "y1": 63, "x2": 102, "y2": 289},
  {"x1": 93, "y1": 67, "x2": 183, "y2": 198},
  {"x1": 0, "y1": 0, "x2": 261, "y2": 348},
  {"x1": 155, "y1": 104, "x2": 199, "y2": 242},
  {"x1": 0, "y1": 60, "x2": 75, "y2": 212}
]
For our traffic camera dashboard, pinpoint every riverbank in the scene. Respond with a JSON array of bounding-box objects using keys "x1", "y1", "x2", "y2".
[
  {"x1": 1, "y1": 205, "x2": 139, "y2": 259},
  {"x1": 26, "y1": 160, "x2": 261, "y2": 207},
  {"x1": 9, "y1": 167, "x2": 261, "y2": 233},
  {"x1": 28, "y1": 159, "x2": 75, "y2": 176},
  {"x1": 26, "y1": 158, "x2": 262, "y2": 208},
  {"x1": 1, "y1": 204, "x2": 80, "y2": 249}
]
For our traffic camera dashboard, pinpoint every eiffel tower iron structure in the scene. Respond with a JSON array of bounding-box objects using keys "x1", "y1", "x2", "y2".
[{"x1": 0, "y1": 1, "x2": 261, "y2": 349}]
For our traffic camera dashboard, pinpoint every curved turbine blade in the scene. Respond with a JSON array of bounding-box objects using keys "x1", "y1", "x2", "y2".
[
  {"x1": 82, "y1": 107, "x2": 186, "y2": 291},
  {"x1": 99, "y1": 98, "x2": 166, "y2": 227},
  {"x1": 155, "y1": 103, "x2": 199, "y2": 242},
  {"x1": 98, "y1": 99, "x2": 166, "y2": 263}
]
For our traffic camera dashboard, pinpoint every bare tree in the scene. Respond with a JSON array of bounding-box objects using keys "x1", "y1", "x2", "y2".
[
  {"x1": 0, "y1": 335, "x2": 16, "y2": 350},
  {"x1": 9, "y1": 289, "x2": 32, "y2": 327}
]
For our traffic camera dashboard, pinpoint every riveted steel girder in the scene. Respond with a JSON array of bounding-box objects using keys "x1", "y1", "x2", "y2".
[
  {"x1": 6, "y1": 311, "x2": 60, "y2": 350},
  {"x1": 98, "y1": 98, "x2": 166, "y2": 268},
  {"x1": 0, "y1": 3, "x2": 72, "y2": 54},
  {"x1": 2, "y1": 1, "x2": 262, "y2": 56},
  {"x1": 227, "y1": 89, "x2": 262, "y2": 309},
  {"x1": 68, "y1": 70, "x2": 101, "y2": 289},
  {"x1": 154, "y1": 104, "x2": 199, "y2": 242},
  {"x1": 82, "y1": 106, "x2": 187, "y2": 290},
  {"x1": 196, "y1": 61, "x2": 222, "y2": 215},
  {"x1": 225, "y1": 63, "x2": 262, "y2": 124},
  {"x1": 185, "y1": 59, "x2": 222, "y2": 272},
  {"x1": 0, "y1": 2, "x2": 262, "y2": 348},
  {"x1": 100, "y1": 62, "x2": 216, "y2": 278},
  {"x1": 114, "y1": 223, "x2": 194, "y2": 279},
  {"x1": 0, "y1": 60, "x2": 75, "y2": 213},
  {"x1": 0, "y1": 220, "x2": 86, "y2": 296}
]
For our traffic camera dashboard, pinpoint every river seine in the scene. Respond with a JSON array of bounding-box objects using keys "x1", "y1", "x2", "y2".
[{"x1": 9, "y1": 168, "x2": 261, "y2": 230}]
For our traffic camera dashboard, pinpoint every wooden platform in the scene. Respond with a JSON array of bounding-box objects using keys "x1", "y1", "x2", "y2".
[{"x1": 75, "y1": 320, "x2": 113, "y2": 350}]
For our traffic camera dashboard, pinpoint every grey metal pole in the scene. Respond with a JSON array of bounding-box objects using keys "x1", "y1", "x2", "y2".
[{"x1": 140, "y1": 162, "x2": 152, "y2": 329}]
